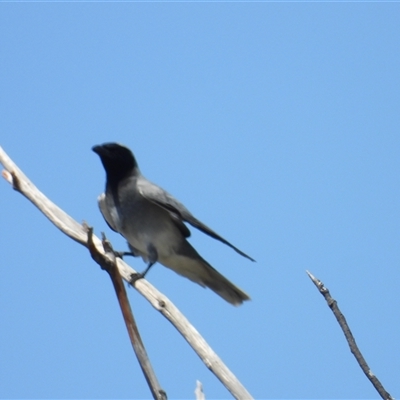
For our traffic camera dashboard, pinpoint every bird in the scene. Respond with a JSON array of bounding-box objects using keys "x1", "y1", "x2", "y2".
[{"x1": 92, "y1": 142, "x2": 254, "y2": 305}]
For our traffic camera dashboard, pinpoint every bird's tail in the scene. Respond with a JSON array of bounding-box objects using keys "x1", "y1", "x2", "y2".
[
  {"x1": 161, "y1": 247, "x2": 250, "y2": 306},
  {"x1": 201, "y1": 263, "x2": 250, "y2": 306}
]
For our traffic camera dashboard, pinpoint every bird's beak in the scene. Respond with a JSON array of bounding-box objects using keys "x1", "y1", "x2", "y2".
[{"x1": 92, "y1": 145, "x2": 103, "y2": 155}]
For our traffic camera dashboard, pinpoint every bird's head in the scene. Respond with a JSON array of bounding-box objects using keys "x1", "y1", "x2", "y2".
[{"x1": 92, "y1": 143, "x2": 138, "y2": 183}]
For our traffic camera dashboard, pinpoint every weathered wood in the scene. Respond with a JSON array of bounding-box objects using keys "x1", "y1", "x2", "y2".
[
  {"x1": 307, "y1": 270, "x2": 393, "y2": 400},
  {"x1": 1, "y1": 145, "x2": 253, "y2": 400}
]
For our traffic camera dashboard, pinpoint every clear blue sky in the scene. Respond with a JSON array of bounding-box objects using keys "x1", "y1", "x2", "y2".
[{"x1": 1, "y1": 3, "x2": 399, "y2": 399}]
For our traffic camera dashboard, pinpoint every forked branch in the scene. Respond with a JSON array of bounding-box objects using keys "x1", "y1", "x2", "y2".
[
  {"x1": 86, "y1": 227, "x2": 166, "y2": 400},
  {"x1": 0, "y1": 146, "x2": 252, "y2": 400}
]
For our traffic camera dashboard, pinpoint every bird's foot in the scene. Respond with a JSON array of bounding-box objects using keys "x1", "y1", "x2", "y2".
[
  {"x1": 129, "y1": 262, "x2": 155, "y2": 285},
  {"x1": 129, "y1": 272, "x2": 146, "y2": 284},
  {"x1": 114, "y1": 251, "x2": 135, "y2": 259}
]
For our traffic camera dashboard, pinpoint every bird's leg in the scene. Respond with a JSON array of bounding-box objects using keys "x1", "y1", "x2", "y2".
[
  {"x1": 114, "y1": 251, "x2": 135, "y2": 258},
  {"x1": 114, "y1": 242, "x2": 141, "y2": 259},
  {"x1": 130, "y1": 262, "x2": 155, "y2": 284},
  {"x1": 129, "y1": 243, "x2": 158, "y2": 284}
]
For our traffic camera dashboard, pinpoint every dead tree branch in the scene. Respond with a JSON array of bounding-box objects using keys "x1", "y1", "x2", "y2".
[
  {"x1": 86, "y1": 227, "x2": 167, "y2": 400},
  {"x1": 195, "y1": 380, "x2": 205, "y2": 400},
  {"x1": 0, "y1": 145, "x2": 252, "y2": 400},
  {"x1": 306, "y1": 270, "x2": 393, "y2": 400}
]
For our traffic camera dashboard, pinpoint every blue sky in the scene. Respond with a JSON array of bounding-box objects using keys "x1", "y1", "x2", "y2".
[{"x1": 1, "y1": 3, "x2": 399, "y2": 399}]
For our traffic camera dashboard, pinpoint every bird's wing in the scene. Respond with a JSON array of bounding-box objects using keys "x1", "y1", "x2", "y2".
[
  {"x1": 97, "y1": 192, "x2": 118, "y2": 232},
  {"x1": 137, "y1": 177, "x2": 255, "y2": 262}
]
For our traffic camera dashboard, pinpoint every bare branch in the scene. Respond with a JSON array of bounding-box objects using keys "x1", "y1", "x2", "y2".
[
  {"x1": 195, "y1": 380, "x2": 205, "y2": 400},
  {"x1": 86, "y1": 227, "x2": 167, "y2": 400},
  {"x1": 0, "y1": 146, "x2": 252, "y2": 400},
  {"x1": 306, "y1": 270, "x2": 393, "y2": 400}
]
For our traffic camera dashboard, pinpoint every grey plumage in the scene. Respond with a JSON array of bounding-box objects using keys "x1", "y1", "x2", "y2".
[{"x1": 92, "y1": 142, "x2": 253, "y2": 305}]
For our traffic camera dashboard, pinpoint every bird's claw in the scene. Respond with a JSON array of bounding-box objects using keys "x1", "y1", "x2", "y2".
[{"x1": 129, "y1": 272, "x2": 145, "y2": 285}]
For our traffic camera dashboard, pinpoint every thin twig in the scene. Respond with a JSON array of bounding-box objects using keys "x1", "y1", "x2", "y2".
[
  {"x1": 86, "y1": 227, "x2": 167, "y2": 400},
  {"x1": 195, "y1": 380, "x2": 205, "y2": 400},
  {"x1": 306, "y1": 270, "x2": 393, "y2": 400},
  {"x1": 0, "y1": 146, "x2": 252, "y2": 400}
]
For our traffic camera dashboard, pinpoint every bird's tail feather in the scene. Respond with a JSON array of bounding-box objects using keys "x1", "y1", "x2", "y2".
[
  {"x1": 202, "y1": 264, "x2": 250, "y2": 306},
  {"x1": 161, "y1": 252, "x2": 250, "y2": 306}
]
